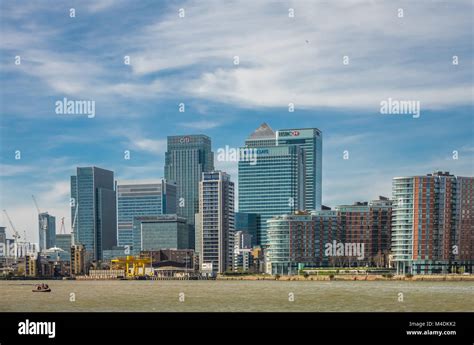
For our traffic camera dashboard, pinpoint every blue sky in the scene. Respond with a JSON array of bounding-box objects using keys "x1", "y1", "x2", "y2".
[{"x1": 0, "y1": 0, "x2": 473, "y2": 242}]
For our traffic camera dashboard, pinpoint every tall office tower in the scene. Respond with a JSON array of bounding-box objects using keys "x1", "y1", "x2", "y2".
[
  {"x1": 239, "y1": 143, "x2": 305, "y2": 246},
  {"x1": 198, "y1": 171, "x2": 235, "y2": 275},
  {"x1": 132, "y1": 215, "x2": 188, "y2": 254},
  {"x1": 116, "y1": 179, "x2": 177, "y2": 248},
  {"x1": 38, "y1": 212, "x2": 56, "y2": 252},
  {"x1": 70, "y1": 167, "x2": 116, "y2": 261},
  {"x1": 392, "y1": 172, "x2": 474, "y2": 275},
  {"x1": 276, "y1": 128, "x2": 322, "y2": 211},
  {"x1": 235, "y1": 212, "x2": 258, "y2": 247},
  {"x1": 165, "y1": 135, "x2": 214, "y2": 249},
  {"x1": 335, "y1": 196, "x2": 392, "y2": 267},
  {"x1": 243, "y1": 123, "x2": 322, "y2": 211}
]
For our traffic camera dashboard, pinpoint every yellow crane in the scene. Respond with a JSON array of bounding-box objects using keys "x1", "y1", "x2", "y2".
[{"x1": 111, "y1": 256, "x2": 152, "y2": 278}]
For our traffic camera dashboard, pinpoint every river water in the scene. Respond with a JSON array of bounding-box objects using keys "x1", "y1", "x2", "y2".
[{"x1": 0, "y1": 280, "x2": 472, "y2": 312}]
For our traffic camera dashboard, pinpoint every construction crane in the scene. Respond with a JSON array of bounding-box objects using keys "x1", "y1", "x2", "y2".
[
  {"x1": 2, "y1": 209, "x2": 20, "y2": 258},
  {"x1": 60, "y1": 217, "x2": 66, "y2": 235},
  {"x1": 71, "y1": 203, "x2": 79, "y2": 246},
  {"x1": 31, "y1": 195, "x2": 41, "y2": 214},
  {"x1": 32, "y1": 195, "x2": 47, "y2": 250}
]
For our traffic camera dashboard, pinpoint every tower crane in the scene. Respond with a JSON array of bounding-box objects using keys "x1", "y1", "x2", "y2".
[
  {"x1": 60, "y1": 217, "x2": 66, "y2": 235},
  {"x1": 2, "y1": 209, "x2": 20, "y2": 258},
  {"x1": 71, "y1": 203, "x2": 79, "y2": 246},
  {"x1": 32, "y1": 195, "x2": 47, "y2": 250}
]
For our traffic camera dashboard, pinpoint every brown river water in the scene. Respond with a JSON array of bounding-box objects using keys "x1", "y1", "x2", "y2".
[{"x1": 0, "y1": 280, "x2": 473, "y2": 312}]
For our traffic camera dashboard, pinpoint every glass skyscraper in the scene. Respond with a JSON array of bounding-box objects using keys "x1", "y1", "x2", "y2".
[
  {"x1": 70, "y1": 166, "x2": 116, "y2": 261},
  {"x1": 276, "y1": 128, "x2": 322, "y2": 211},
  {"x1": 164, "y1": 135, "x2": 214, "y2": 249},
  {"x1": 133, "y1": 215, "x2": 188, "y2": 253},
  {"x1": 38, "y1": 212, "x2": 56, "y2": 252},
  {"x1": 239, "y1": 133, "x2": 305, "y2": 246},
  {"x1": 238, "y1": 123, "x2": 322, "y2": 246},
  {"x1": 116, "y1": 179, "x2": 177, "y2": 248}
]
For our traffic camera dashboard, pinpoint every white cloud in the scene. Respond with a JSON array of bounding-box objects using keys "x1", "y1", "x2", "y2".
[
  {"x1": 0, "y1": 164, "x2": 35, "y2": 177},
  {"x1": 124, "y1": 0, "x2": 472, "y2": 110},
  {"x1": 179, "y1": 120, "x2": 222, "y2": 130}
]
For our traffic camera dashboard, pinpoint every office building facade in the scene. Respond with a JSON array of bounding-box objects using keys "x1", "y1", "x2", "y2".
[
  {"x1": 55, "y1": 234, "x2": 72, "y2": 259},
  {"x1": 239, "y1": 143, "x2": 305, "y2": 246},
  {"x1": 164, "y1": 135, "x2": 214, "y2": 249},
  {"x1": 235, "y1": 212, "x2": 258, "y2": 247},
  {"x1": 116, "y1": 179, "x2": 177, "y2": 248},
  {"x1": 198, "y1": 171, "x2": 235, "y2": 275},
  {"x1": 38, "y1": 212, "x2": 56, "y2": 252},
  {"x1": 132, "y1": 215, "x2": 188, "y2": 254},
  {"x1": 392, "y1": 172, "x2": 473, "y2": 274},
  {"x1": 70, "y1": 166, "x2": 117, "y2": 261},
  {"x1": 276, "y1": 128, "x2": 323, "y2": 211}
]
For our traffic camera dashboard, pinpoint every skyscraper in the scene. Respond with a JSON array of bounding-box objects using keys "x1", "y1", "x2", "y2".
[
  {"x1": 276, "y1": 128, "x2": 322, "y2": 211},
  {"x1": 392, "y1": 172, "x2": 474, "y2": 274},
  {"x1": 38, "y1": 212, "x2": 56, "y2": 252},
  {"x1": 239, "y1": 134, "x2": 305, "y2": 245},
  {"x1": 165, "y1": 135, "x2": 214, "y2": 249},
  {"x1": 198, "y1": 171, "x2": 234, "y2": 275},
  {"x1": 242, "y1": 123, "x2": 322, "y2": 211},
  {"x1": 116, "y1": 179, "x2": 177, "y2": 248},
  {"x1": 70, "y1": 167, "x2": 116, "y2": 261}
]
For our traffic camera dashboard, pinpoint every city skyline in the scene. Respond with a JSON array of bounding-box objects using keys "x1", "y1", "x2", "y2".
[{"x1": 1, "y1": 1, "x2": 473, "y2": 243}]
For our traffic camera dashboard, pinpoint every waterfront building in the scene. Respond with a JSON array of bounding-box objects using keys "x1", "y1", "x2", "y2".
[
  {"x1": 239, "y1": 135, "x2": 305, "y2": 245},
  {"x1": 335, "y1": 196, "x2": 392, "y2": 267},
  {"x1": 116, "y1": 179, "x2": 177, "y2": 248},
  {"x1": 70, "y1": 167, "x2": 117, "y2": 261},
  {"x1": 71, "y1": 244, "x2": 86, "y2": 276},
  {"x1": 392, "y1": 172, "x2": 474, "y2": 274},
  {"x1": 266, "y1": 211, "x2": 336, "y2": 275},
  {"x1": 141, "y1": 249, "x2": 194, "y2": 269},
  {"x1": 132, "y1": 215, "x2": 188, "y2": 254},
  {"x1": 38, "y1": 212, "x2": 56, "y2": 252},
  {"x1": 198, "y1": 171, "x2": 235, "y2": 275},
  {"x1": 165, "y1": 135, "x2": 214, "y2": 250}
]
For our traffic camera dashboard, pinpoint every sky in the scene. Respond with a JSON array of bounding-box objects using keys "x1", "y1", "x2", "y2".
[{"x1": 0, "y1": 0, "x2": 473, "y2": 243}]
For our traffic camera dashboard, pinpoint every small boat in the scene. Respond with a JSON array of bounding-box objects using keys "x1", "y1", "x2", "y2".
[{"x1": 32, "y1": 283, "x2": 51, "y2": 292}]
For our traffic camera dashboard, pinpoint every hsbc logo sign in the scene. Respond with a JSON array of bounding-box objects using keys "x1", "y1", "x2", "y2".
[{"x1": 278, "y1": 130, "x2": 300, "y2": 137}]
